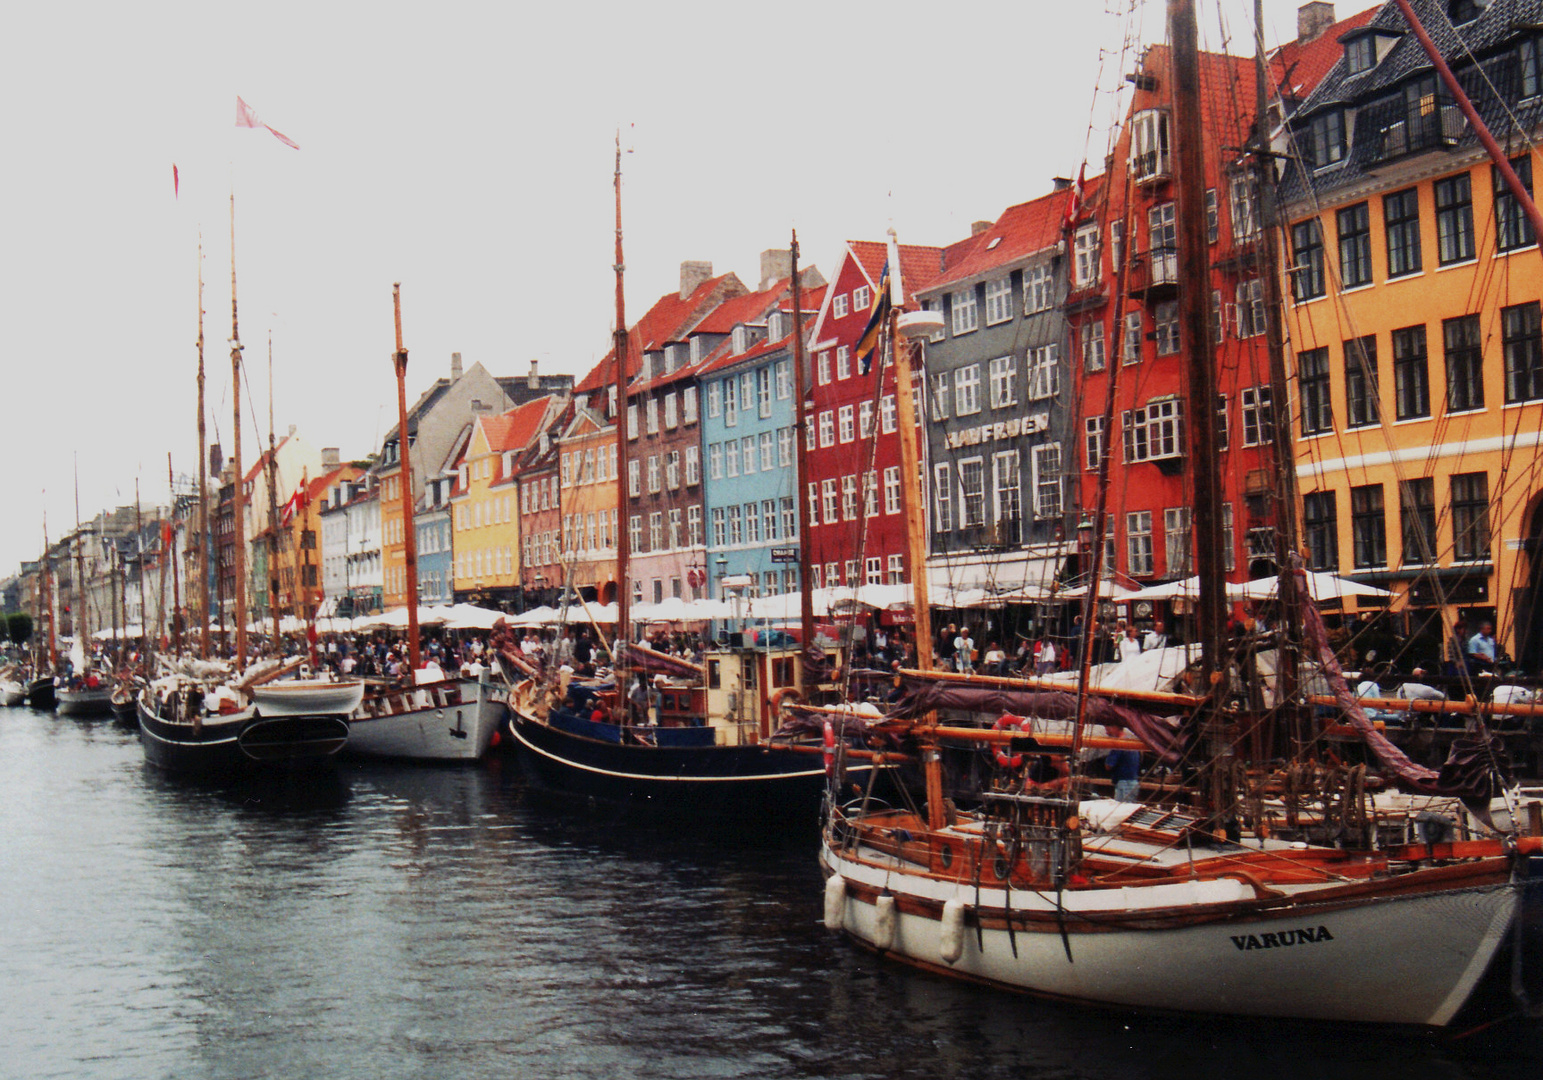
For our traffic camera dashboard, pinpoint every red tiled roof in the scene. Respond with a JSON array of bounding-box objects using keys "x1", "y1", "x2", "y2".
[
  {"x1": 847, "y1": 241, "x2": 952, "y2": 306},
  {"x1": 926, "y1": 186, "x2": 1076, "y2": 290},
  {"x1": 690, "y1": 280, "x2": 787, "y2": 334},
  {"x1": 242, "y1": 435, "x2": 290, "y2": 486},
  {"x1": 778, "y1": 283, "x2": 827, "y2": 313},
  {"x1": 575, "y1": 273, "x2": 743, "y2": 393},
  {"x1": 478, "y1": 395, "x2": 557, "y2": 454},
  {"x1": 1270, "y1": 6, "x2": 1379, "y2": 102}
]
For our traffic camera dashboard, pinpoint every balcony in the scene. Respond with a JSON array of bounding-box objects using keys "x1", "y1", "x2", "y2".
[
  {"x1": 1362, "y1": 96, "x2": 1465, "y2": 173},
  {"x1": 1125, "y1": 248, "x2": 1180, "y2": 300},
  {"x1": 955, "y1": 518, "x2": 1023, "y2": 551}
]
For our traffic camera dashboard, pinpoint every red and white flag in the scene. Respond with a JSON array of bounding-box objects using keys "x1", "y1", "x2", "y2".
[
  {"x1": 1061, "y1": 163, "x2": 1086, "y2": 233},
  {"x1": 235, "y1": 96, "x2": 300, "y2": 150}
]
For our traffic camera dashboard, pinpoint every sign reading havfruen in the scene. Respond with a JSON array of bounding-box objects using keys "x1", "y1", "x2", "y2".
[{"x1": 942, "y1": 412, "x2": 1050, "y2": 451}]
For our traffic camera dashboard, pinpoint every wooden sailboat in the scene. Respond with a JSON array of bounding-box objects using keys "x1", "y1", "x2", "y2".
[
  {"x1": 340, "y1": 284, "x2": 507, "y2": 762},
  {"x1": 818, "y1": 0, "x2": 1543, "y2": 1027},
  {"x1": 137, "y1": 202, "x2": 357, "y2": 774},
  {"x1": 504, "y1": 141, "x2": 867, "y2": 825},
  {"x1": 57, "y1": 463, "x2": 114, "y2": 717},
  {"x1": 25, "y1": 514, "x2": 59, "y2": 710}
]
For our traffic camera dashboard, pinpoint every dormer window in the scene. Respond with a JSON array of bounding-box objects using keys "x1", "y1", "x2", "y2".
[
  {"x1": 732, "y1": 325, "x2": 749, "y2": 354},
  {"x1": 687, "y1": 337, "x2": 702, "y2": 365},
  {"x1": 640, "y1": 352, "x2": 654, "y2": 380},
  {"x1": 1448, "y1": 0, "x2": 1486, "y2": 24},
  {"x1": 1308, "y1": 109, "x2": 1347, "y2": 168},
  {"x1": 1345, "y1": 35, "x2": 1374, "y2": 75},
  {"x1": 768, "y1": 311, "x2": 785, "y2": 339}
]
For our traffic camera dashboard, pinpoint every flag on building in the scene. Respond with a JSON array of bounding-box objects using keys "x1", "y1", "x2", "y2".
[
  {"x1": 280, "y1": 478, "x2": 308, "y2": 526},
  {"x1": 854, "y1": 261, "x2": 892, "y2": 375},
  {"x1": 236, "y1": 96, "x2": 300, "y2": 150},
  {"x1": 1061, "y1": 163, "x2": 1086, "y2": 233}
]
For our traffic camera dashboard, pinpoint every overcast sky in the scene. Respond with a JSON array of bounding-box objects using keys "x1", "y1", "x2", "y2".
[{"x1": 0, "y1": 0, "x2": 1329, "y2": 575}]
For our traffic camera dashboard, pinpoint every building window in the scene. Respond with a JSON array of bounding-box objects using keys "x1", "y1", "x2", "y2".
[
  {"x1": 1443, "y1": 314, "x2": 1484, "y2": 412},
  {"x1": 950, "y1": 287, "x2": 979, "y2": 335},
  {"x1": 627, "y1": 459, "x2": 640, "y2": 497},
  {"x1": 836, "y1": 346, "x2": 851, "y2": 380},
  {"x1": 1291, "y1": 219, "x2": 1326, "y2": 301},
  {"x1": 954, "y1": 364, "x2": 982, "y2": 415},
  {"x1": 1148, "y1": 201, "x2": 1177, "y2": 283},
  {"x1": 1163, "y1": 507, "x2": 1192, "y2": 576},
  {"x1": 1400, "y1": 477, "x2": 1437, "y2": 565},
  {"x1": 833, "y1": 294, "x2": 848, "y2": 319},
  {"x1": 1126, "y1": 511, "x2": 1154, "y2": 576},
  {"x1": 863, "y1": 471, "x2": 878, "y2": 518},
  {"x1": 1384, "y1": 188, "x2": 1421, "y2": 277},
  {"x1": 1085, "y1": 415, "x2": 1104, "y2": 470},
  {"x1": 1435, "y1": 173, "x2": 1475, "y2": 265},
  {"x1": 778, "y1": 426, "x2": 793, "y2": 466},
  {"x1": 775, "y1": 359, "x2": 791, "y2": 400},
  {"x1": 1496, "y1": 157, "x2": 1537, "y2": 252},
  {"x1": 1123, "y1": 311, "x2": 1143, "y2": 364},
  {"x1": 1337, "y1": 202, "x2": 1372, "y2": 288},
  {"x1": 1024, "y1": 264, "x2": 1052, "y2": 313},
  {"x1": 1204, "y1": 188, "x2": 1219, "y2": 244},
  {"x1": 665, "y1": 451, "x2": 680, "y2": 490},
  {"x1": 709, "y1": 443, "x2": 722, "y2": 480},
  {"x1": 707, "y1": 382, "x2": 721, "y2": 418},
  {"x1": 959, "y1": 459, "x2": 986, "y2": 528},
  {"x1": 1308, "y1": 109, "x2": 1346, "y2": 169},
  {"x1": 989, "y1": 355, "x2": 1018, "y2": 408},
  {"x1": 883, "y1": 466, "x2": 901, "y2": 514},
  {"x1": 649, "y1": 511, "x2": 663, "y2": 551},
  {"x1": 1345, "y1": 33, "x2": 1375, "y2": 74},
  {"x1": 1122, "y1": 397, "x2": 1183, "y2": 463},
  {"x1": 685, "y1": 445, "x2": 700, "y2": 486},
  {"x1": 817, "y1": 351, "x2": 831, "y2": 386},
  {"x1": 724, "y1": 439, "x2": 739, "y2": 478},
  {"x1": 1073, "y1": 223, "x2": 1101, "y2": 287},
  {"x1": 1350, "y1": 484, "x2": 1386, "y2": 569},
  {"x1": 1235, "y1": 279, "x2": 1266, "y2": 338},
  {"x1": 756, "y1": 366, "x2": 773, "y2": 418},
  {"x1": 743, "y1": 502, "x2": 760, "y2": 544},
  {"x1": 1082, "y1": 321, "x2": 1106, "y2": 372},
  {"x1": 723, "y1": 377, "x2": 738, "y2": 426},
  {"x1": 1299, "y1": 347, "x2": 1333, "y2": 435},
  {"x1": 881, "y1": 394, "x2": 897, "y2": 433},
  {"x1": 667, "y1": 508, "x2": 682, "y2": 549},
  {"x1": 1154, "y1": 301, "x2": 1180, "y2": 355},
  {"x1": 1131, "y1": 108, "x2": 1170, "y2": 179},
  {"x1": 858, "y1": 400, "x2": 874, "y2": 440},
  {"x1": 1027, "y1": 346, "x2": 1059, "y2": 400},
  {"x1": 933, "y1": 463, "x2": 954, "y2": 532},
  {"x1": 985, "y1": 277, "x2": 1013, "y2": 325},
  {"x1": 807, "y1": 482, "x2": 819, "y2": 526},
  {"x1": 1503, "y1": 301, "x2": 1543, "y2": 402},
  {"x1": 1451, "y1": 472, "x2": 1490, "y2": 561},
  {"x1": 780, "y1": 497, "x2": 795, "y2": 540},
  {"x1": 1302, "y1": 491, "x2": 1338, "y2": 571},
  {"x1": 645, "y1": 398, "x2": 659, "y2": 434},
  {"x1": 1392, "y1": 325, "x2": 1430, "y2": 420},
  {"x1": 1032, "y1": 443, "x2": 1063, "y2": 520},
  {"x1": 818, "y1": 410, "x2": 835, "y2": 448},
  {"x1": 646, "y1": 455, "x2": 661, "y2": 494},
  {"x1": 1344, "y1": 336, "x2": 1379, "y2": 429},
  {"x1": 821, "y1": 479, "x2": 838, "y2": 524},
  {"x1": 930, "y1": 373, "x2": 950, "y2": 421},
  {"x1": 887, "y1": 554, "x2": 904, "y2": 584},
  {"x1": 663, "y1": 392, "x2": 679, "y2": 429},
  {"x1": 1522, "y1": 34, "x2": 1543, "y2": 98},
  {"x1": 840, "y1": 475, "x2": 857, "y2": 521},
  {"x1": 727, "y1": 506, "x2": 741, "y2": 546},
  {"x1": 741, "y1": 435, "x2": 757, "y2": 474},
  {"x1": 838, "y1": 404, "x2": 855, "y2": 443},
  {"x1": 627, "y1": 403, "x2": 639, "y2": 439},
  {"x1": 1241, "y1": 385, "x2": 1272, "y2": 447},
  {"x1": 1229, "y1": 172, "x2": 1260, "y2": 242},
  {"x1": 991, "y1": 449, "x2": 1022, "y2": 529}
]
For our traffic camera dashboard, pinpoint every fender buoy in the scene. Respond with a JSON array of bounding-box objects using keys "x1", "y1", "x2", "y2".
[
  {"x1": 873, "y1": 894, "x2": 898, "y2": 951},
  {"x1": 940, "y1": 898, "x2": 966, "y2": 964},
  {"x1": 823, "y1": 875, "x2": 847, "y2": 931},
  {"x1": 822, "y1": 718, "x2": 836, "y2": 777},
  {"x1": 769, "y1": 687, "x2": 803, "y2": 715},
  {"x1": 991, "y1": 714, "x2": 1033, "y2": 769}
]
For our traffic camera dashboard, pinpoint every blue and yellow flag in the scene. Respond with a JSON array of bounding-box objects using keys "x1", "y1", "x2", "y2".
[{"x1": 854, "y1": 262, "x2": 892, "y2": 375}]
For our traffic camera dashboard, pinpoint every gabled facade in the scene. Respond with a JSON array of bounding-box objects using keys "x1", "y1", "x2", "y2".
[
  {"x1": 1277, "y1": 0, "x2": 1543, "y2": 663},
  {"x1": 916, "y1": 187, "x2": 1079, "y2": 594},
  {"x1": 551, "y1": 399, "x2": 616, "y2": 604},
  {"x1": 281, "y1": 456, "x2": 362, "y2": 620}
]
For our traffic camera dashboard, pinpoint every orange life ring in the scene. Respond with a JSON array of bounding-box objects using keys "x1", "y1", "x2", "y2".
[
  {"x1": 991, "y1": 714, "x2": 1032, "y2": 769},
  {"x1": 769, "y1": 687, "x2": 803, "y2": 715},
  {"x1": 822, "y1": 718, "x2": 836, "y2": 777}
]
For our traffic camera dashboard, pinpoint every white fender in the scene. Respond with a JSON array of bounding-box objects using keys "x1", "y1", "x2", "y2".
[
  {"x1": 939, "y1": 899, "x2": 966, "y2": 964},
  {"x1": 823, "y1": 875, "x2": 847, "y2": 931},
  {"x1": 874, "y1": 894, "x2": 898, "y2": 951}
]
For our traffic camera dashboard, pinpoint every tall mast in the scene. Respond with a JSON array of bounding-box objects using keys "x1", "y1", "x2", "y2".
[
  {"x1": 1170, "y1": 0, "x2": 1229, "y2": 815},
  {"x1": 392, "y1": 283, "x2": 422, "y2": 672},
  {"x1": 196, "y1": 234, "x2": 210, "y2": 658},
  {"x1": 135, "y1": 481, "x2": 149, "y2": 670},
  {"x1": 230, "y1": 190, "x2": 248, "y2": 669},
  {"x1": 42, "y1": 509, "x2": 56, "y2": 670},
  {"x1": 169, "y1": 453, "x2": 183, "y2": 654},
  {"x1": 266, "y1": 331, "x2": 281, "y2": 646},
  {"x1": 612, "y1": 132, "x2": 631, "y2": 654},
  {"x1": 74, "y1": 455, "x2": 87, "y2": 657},
  {"x1": 790, "y1": 231, "x2": 817, "y2": 665}
]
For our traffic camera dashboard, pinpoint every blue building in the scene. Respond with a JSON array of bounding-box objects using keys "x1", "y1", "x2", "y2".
[
  {"x1": 698, "y1": 316, "x2": 804, "y2": 600},
  {"x1": 416, "y1": 472, "x2": 455, "y2": 605}
]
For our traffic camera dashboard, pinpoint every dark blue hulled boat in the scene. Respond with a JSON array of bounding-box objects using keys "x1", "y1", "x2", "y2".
[{"x1": 137, "y1": 681, "x2": 351, "y2": 777}]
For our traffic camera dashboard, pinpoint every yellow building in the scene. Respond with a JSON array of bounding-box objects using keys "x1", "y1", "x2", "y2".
[
  {"x1": 1278, "y1": 5, "x2": 1543, "y2": 665},
  {"x1": 450, "y1": 396, "x2": 562, "y2": 605}
]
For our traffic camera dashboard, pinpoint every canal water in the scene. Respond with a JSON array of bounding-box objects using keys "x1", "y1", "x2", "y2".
[{"x1": 3, "y1": 704, "x2": 1542, "y2": 1080}]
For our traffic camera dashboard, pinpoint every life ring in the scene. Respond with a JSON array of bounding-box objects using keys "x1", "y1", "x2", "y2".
[
  {"x1": 991, "y1": 714, "x2": 1032, "y2": 769},
  {"x1": 822, "y1": 718, "x2": 836, "y2": 777}
]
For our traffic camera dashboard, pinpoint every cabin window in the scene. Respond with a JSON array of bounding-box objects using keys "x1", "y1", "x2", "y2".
[{"x1": 708, "y1": 660, "x2": 720, "y2": 689}]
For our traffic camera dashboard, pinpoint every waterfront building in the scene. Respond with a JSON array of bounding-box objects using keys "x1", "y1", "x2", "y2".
[
  {"x1": 551, "y1": 394, "x2": 617, "y2": 605},
  {"x1": 516, "y1": 416, "x2": 563, "y2": 609},
  {"x1": 916, "y1": 186, "x2": 1079, "y2": 598},
  {"x1": 1277, "y1": 0, "x2": 1543, "y2": 663}
]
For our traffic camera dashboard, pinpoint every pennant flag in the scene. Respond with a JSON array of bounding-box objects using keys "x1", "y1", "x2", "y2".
[
  {"x1": 280, "y1": 480, "x2": 307, "y2": 526},
  {"x1": 854, "y1": 261, "x2": 892, "y2": 375},
  {"x1": 172, "y1": 163, "x2": 179, "y2": 199},
  {"x1": 235, "y1": 96, "x2": 300, "y2": 150},
  {"x1": 1061, "y1": 162, "x2": 1087, "y2": 233}
]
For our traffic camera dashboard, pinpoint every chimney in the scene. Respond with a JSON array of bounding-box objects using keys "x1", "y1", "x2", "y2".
[
  {"x1": 758, "y1": 248, "x2": 793, "y2": 291},
  {"x1": 450, "y1": 351, "x2": 463, "y2": 381},
  {"x1": 1052, "y1": 176, "x2": 1072, "y2": 192},
  {"x1": 210, "y1": 443, "x2": 223, "y2": 477},
  {"x1": 528, "y1": 358, "x2": 540, "y2": 390},
  {"x1": 1297, "y1": 1, "x2": 1334, "y2": 43},
  {"x1": 322, "y1": 447, "x2": 340, "y2": 468},
  {"x1": 971, "y1": 220, "x2": 993, "y2": 236},
  {"x1": 679, "y1": 260, "x2": 713, "y2": 300}
]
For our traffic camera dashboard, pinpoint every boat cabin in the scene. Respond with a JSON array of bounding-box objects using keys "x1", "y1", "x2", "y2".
[{"x1": 702, "y1": 642, "x2": 843, "y2": 743}]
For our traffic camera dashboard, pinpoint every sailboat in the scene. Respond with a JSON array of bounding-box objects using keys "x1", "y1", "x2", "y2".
[
  {"x1": 504, "y1": 142, "x2": 869, "y2": 825},
  {"x1": 817, "y1": 0, "x2": 1543, "y2": 1028},
  {"x1": 56, "y1": 489, "x2": 115, "y2": 718},
  {"x1": 339, "y1": 284, "x2": 507, "y2": 763}
]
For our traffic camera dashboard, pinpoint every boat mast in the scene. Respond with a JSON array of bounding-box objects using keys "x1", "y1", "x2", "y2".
[
  {"x1": 266, "y1": 332, "x2": 281, "y2": 647},
  {"x1": 168, "y1": 452, "x2": 183, "y2": 654},
  {"x1": 230, "y1": 190, "x2": 248, "y2": 669},
  {"x1": 136, "y1": 481, "x2": 150, "y2": 671},
  {"x1": 612, "y1": 132, "x2": 631, "y2": 663},
  {"x1": 73, "y1": 455, "x2": 87, "y2": 661},
  {"x1": 391, "y1": 283, "x2": 422, "y2": 673},
  {"x1": 42, "y1": 510, "x2": 56, "y2": 670},
  {"x1": 1170, "y1": 0, "x2": 1229, "y2": 817},
  {"x1": 789, "y1": 231, "x2": 817, "y2": 666},
  {"x1": 196, "y1": 234, "x2": 210, "y2": 658}
]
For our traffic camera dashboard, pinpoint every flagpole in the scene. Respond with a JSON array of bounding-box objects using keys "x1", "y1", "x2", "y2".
[
  {"x1": 230, "y1": 189, "x2": 247, "y2": 670},
  {"x1": 266, "y1": 331, "x2": 281, "y2": 647},
  {"x1": 196, "y1": 233, "x2": 210, "y2": 659}
]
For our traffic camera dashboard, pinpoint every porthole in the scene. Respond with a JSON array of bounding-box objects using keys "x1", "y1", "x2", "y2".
[{"x1": 939, "y1": 844, "x2": 953, "y2": 869}]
